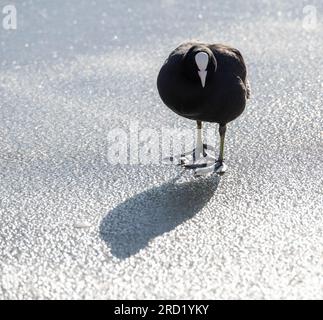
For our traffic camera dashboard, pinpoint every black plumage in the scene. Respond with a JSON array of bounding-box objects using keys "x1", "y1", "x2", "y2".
[{"x1": 157, "y1": 41, "x2": 250, "y2": 175}]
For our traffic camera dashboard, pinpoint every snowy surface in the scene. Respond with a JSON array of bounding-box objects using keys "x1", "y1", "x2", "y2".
[{"x1": 0, "y1": 0, "x2": 322, "y2": 299}]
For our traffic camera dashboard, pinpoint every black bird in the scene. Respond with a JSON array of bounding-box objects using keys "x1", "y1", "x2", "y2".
[{"x1": 157, "y1": 41, "x2": 250, "y2": 175}]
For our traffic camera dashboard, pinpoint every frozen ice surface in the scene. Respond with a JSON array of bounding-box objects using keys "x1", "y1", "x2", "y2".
[{"x1": 0, "y1": 0, "x2": 322, "y2": 299}]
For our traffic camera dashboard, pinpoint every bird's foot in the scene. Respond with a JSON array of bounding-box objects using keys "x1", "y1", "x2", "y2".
[
  {"x1": 181, "y1": 145, "x2": 216, "y2": 169},
  {"x1": 183, "y1": 153, "x2": 217, "y2": 169},
  {"x1": 165, "y1": 144, "x2": 215, "y2": 168},
  {"x1": 195, "y1": 160, "x2": 228, "y2": 176}
]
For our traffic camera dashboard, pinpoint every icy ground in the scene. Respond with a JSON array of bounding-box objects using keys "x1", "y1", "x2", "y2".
[{"x1": 0, "y1": 0, "x2": 322, "y2": 299}]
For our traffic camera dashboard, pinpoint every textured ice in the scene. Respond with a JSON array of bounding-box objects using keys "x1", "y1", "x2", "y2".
[{"x1": 0, "y1": 0, "x2": 322, "y2": 299}]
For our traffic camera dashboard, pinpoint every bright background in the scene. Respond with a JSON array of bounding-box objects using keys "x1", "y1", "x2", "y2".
[{"x1": 0, "y1": 0, "x2": 322, "y2": 299}]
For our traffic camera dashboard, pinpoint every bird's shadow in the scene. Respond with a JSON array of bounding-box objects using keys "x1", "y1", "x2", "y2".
[{"x1": 99, "y1": 174, "x2": 220, "y2": 259}]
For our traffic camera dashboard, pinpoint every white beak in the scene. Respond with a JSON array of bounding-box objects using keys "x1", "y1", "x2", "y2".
[{"x1": 198, "y1": 70, "x2": 207, "y2": 88}]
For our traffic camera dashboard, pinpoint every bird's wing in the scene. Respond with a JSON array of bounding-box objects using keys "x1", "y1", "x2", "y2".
[
  {"x1": 229, "y1": 48, "x2": 251, "y2": 99},
  {"x1": 208, "y1": 44, "x2": 249, "y2": 90}
]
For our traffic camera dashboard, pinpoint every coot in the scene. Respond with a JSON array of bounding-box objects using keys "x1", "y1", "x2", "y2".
[{"x1": 157, "y1": 41, "x2": 250, "y2": 175}]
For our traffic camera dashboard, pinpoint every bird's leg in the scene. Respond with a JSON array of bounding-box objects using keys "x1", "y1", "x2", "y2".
[
  {"x1": 167, "y1": 121, "x2": 215, "y2": 168},
  {"x1": 195, "y1": 121, "x2": 216, "y2": 158},
  {"x1": 214, "y1": 124, "x2": 228, "y2": 174},
  {"x1": 195, "y1": 124, "x2": 228, "y2": 176},
  {"x1": 181, "y1": 121, "x2": 212, "y2": 168},
  {"x1": 179, "y1": 121, "x2": 204, "y2": 167},
  {"x1": 218, "y1": 124, "x2": 226, "y2": 162},
  {"x1": 194, "y1": 120, "x2": 204, "y2": 160}
]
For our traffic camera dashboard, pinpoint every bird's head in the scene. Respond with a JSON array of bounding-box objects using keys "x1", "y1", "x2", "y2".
[{"x1": 182, "y1": 45, "x2": 217, "y2": 88}]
